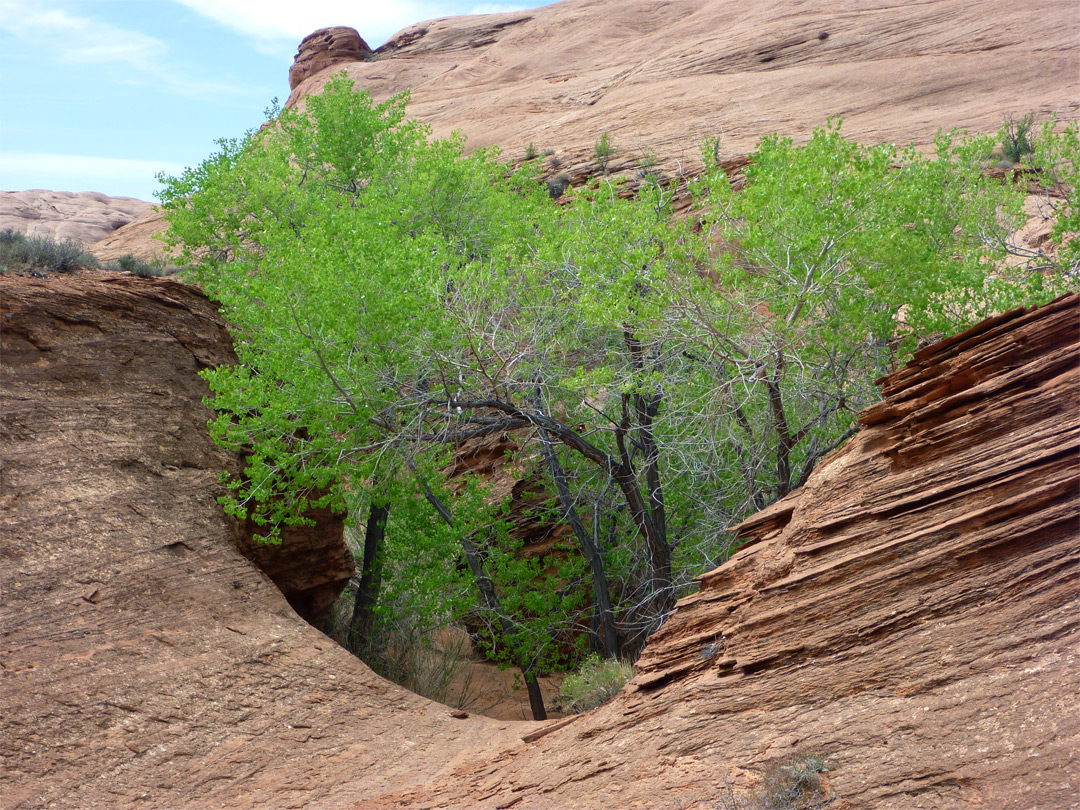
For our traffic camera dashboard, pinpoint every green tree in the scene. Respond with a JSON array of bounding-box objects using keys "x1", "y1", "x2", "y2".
[
  {"x1": 159, "y1": 75, "x2": 1069, "y2": 711},
  {"x1": 157, "y1": 75, "x2": 566, "y2": 719}
]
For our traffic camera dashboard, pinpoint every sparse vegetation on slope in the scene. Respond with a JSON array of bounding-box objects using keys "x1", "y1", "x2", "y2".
[{"x1": 0, "y1": 228, "x2": 97, "y2": 274}]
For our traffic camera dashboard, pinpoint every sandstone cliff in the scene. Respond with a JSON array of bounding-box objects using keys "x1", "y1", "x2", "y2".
[
  {"x1": 94, "y1": 0, "x2": 1079, "y2": 260},
  {"x1": 2, "y1": 268, "x2": 1075, "y2": 808}
]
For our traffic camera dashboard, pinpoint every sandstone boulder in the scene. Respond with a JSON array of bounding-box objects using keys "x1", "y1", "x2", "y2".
[{"x1": 289, "y1": 26, "x2": 373, "y2": 92}]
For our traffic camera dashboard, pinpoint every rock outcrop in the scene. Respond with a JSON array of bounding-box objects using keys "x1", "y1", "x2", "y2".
[
  {"x1": 289, "y1": 26, "x2": 373, "y2": 92},
  {"x1": 2, "y1": 267, "x2": 1075, "y2": 808},
  {"x1": 0, "y1": 272, "x2": 415, "y2": 810},
  {"x1": 90, "y1": 209, "x2": 169, "y2": 264},
  {"x1": 0, "y1": 190, "x2": 152, "y2": 245}
]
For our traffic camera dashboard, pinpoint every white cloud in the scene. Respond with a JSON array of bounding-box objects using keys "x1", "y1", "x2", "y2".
[
  {"x1": 0, "y1": 1, "x2": 166, "y2": 70},
  {"x1": 169, "y1": 0, "x2": 538, "y2": 50},
  {"x1": 0, "y1": 0, "x2": 263, "y2": 99}
]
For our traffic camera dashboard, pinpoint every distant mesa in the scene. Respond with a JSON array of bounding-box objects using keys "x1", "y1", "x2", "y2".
[
  {"x1": 289, "y1": 26, "x2": 373, "y2": 91},
  {"x1": 0, "y1": 190, "x2": 152, "y2": 246}
]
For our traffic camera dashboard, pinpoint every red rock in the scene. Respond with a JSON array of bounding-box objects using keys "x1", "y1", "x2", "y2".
[
  {"x1": 289, "y1": 26, "x2": 372, "y2": 92},
  {"x1": 104, "y1": 0, "x2": 1079, "y2": 261},
  {"x1": 2, "y1": 269, "x2": 1074, "y2": 808}
]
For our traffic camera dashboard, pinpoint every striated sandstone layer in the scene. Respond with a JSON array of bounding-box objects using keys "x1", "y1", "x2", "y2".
[
  {"x1": 375, "y1": 293, "x2": 1080, "y2": 809},
  {"x1": 0, "y1": 190, "x2": 152, "y2": 246}
]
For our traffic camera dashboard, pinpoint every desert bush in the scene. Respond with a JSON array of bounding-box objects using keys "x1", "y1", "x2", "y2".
[
  {"x1": 757, "y1": 754, "x2": 833, "y2": 809},
  {"x1": 524, "y1": 141, "x2": 539, "y2": 160},
  {"x1": 0, "y1": 229, "x2": 96, "y2": 273},
  {"x1": 714, "y1": 754, "x2": 834, "y2": 810},
  {"x1": 557, "y1": 653, "x2": 634, "y2": 713},
  {"x1": 594, "y1": 131, "x2": 615, "y2": 172},
  {"x1": 106, "y1": 252, "x2": 182, "y2": 277},
  {"x1": 1001, "y1": 112, "x2": 1036, "y2": 164}
]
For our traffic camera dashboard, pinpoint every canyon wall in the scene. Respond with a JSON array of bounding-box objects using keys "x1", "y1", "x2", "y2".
[{"x1": 2, "y1": 270, "x2": 1075, "y2": 808}]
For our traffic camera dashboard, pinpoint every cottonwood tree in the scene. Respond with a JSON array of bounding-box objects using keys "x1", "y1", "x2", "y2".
[
  {"x1": 159, "y1": 76, "x2": 1070, "y2": 711},
  {"x1": 158, "y1": 76, "x2": 569, "y2": 718}
]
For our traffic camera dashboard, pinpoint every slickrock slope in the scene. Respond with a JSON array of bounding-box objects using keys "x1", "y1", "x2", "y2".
[
  {"x1": 375, "y1": 293, "x2": 1080, "y2": 809},
  {"x1": 0, "y1": 273, "x2": 527, "y2": 810},
  {"x1": 99, "y1": 0, "x2": 1079, "y2": 258},
  {"x1": 90, "y1": 209, "x2": 169, "y2": 264},
  {"x1": 291, "y1": 0, "x2": 1079, "y2": 178},
  {"x1": 0, "y1": 190, "x2": 152, "y2": 245}
]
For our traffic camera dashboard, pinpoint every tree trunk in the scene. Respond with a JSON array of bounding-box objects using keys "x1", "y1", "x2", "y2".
[
  {"x1": 532, "y1": 399, "x2": 621, "y2": 660},
  {"x1": 416, "y1": 474, "x2": 548, "y2": 721},
  {"x1": 349, "y1": 499, "x2": 389, "y2": 649}
]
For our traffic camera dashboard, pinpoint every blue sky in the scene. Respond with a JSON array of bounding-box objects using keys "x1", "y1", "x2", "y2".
[{"x1": 0, "y1": 0, "x2": 538, "y2": 201}]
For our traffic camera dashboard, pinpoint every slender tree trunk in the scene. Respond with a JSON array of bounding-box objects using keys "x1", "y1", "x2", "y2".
[
  {"x1": 416, "y1": 475, "x2": 548, "y2": 721},
  {"x1": 766, "y1": 353, "x2": 794, "y2": 498},
  {"x1": 349, "y1": 498, "x2": 389, "y2": 649},
  {"x1": 531, "y1": 390, "x2": 621, "y2": 660},
  {"x1": 615, "y1": 396, "x2": 673, "y2": 616}
]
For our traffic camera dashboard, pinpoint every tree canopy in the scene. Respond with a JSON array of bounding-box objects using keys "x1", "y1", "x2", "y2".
[{"x1": 158, "y1": 76, "x2": 1076, "y2": 717}]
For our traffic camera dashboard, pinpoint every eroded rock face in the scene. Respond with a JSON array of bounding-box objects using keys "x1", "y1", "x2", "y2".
[
  {"x1": 0, "y1": 190, "x2": 152, "y2": 245},
  {"x1": 0, "y1": 271, "x2": 1075, "y2": 809},
  {"x1": 289, "y1": 26, "x2": 373, "y2": 91},
  {"x1": 377, "y1": 294, "x2": 1080, "y2": 809},
  {"x1": 0, "y1": 273, "x2": 419, "y2": 810}
]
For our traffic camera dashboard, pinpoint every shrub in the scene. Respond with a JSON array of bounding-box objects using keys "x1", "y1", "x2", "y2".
[
  {"x1": 546, "y1": 172, "x2": 571, "y2": 199},
  {"x1": 557, "y1": 653, "x2": 634, "y2": 713},
  {"x1": 524, "y1": 141, "x2": 539, "y2": 161},
  {"x1": 757, "y1": 754, "x2": 833, "y2": 809},
  {"x1": 715, "y1": 754, "x2": 835, "y2": 810},
  {"x1": 107, "y1": 253, "x2": 181, "y2": 278},
  {"x1": 594, "y1": 131, "x2": 615, "y2": 173},
  {"x1": 0, "y1": 229, "x2": 96, "y2": 274},
  {"x1": 1001, "y1": 112, "x2": 1036, "y2": 164}
]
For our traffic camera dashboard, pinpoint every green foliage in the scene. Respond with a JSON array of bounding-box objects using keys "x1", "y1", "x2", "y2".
[
  {"x1": 1001, "y1": 112, "x2": 1036, "y2": 164},
  {"x1": 1029, "y1": 117, "x2": 1080, "y2": 280},
  {"x1": 594, "y1": 131, "x2": 615, "y2": 173},
  {"x1": 557, "y1": 653, "x2": 635, "y2": 713},
  {"x1": 157, "y1": 74, "x2": 576, "y2": 687},
  {"x1": 524, "y1": 141, "x2": 539, "y2": 161},
  {"x1": 159, "y1": 77, "x2": 1065, "y2": 691},
  {"x1": 0, "y1": 228, "x2": 97, "y2": 274}
]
